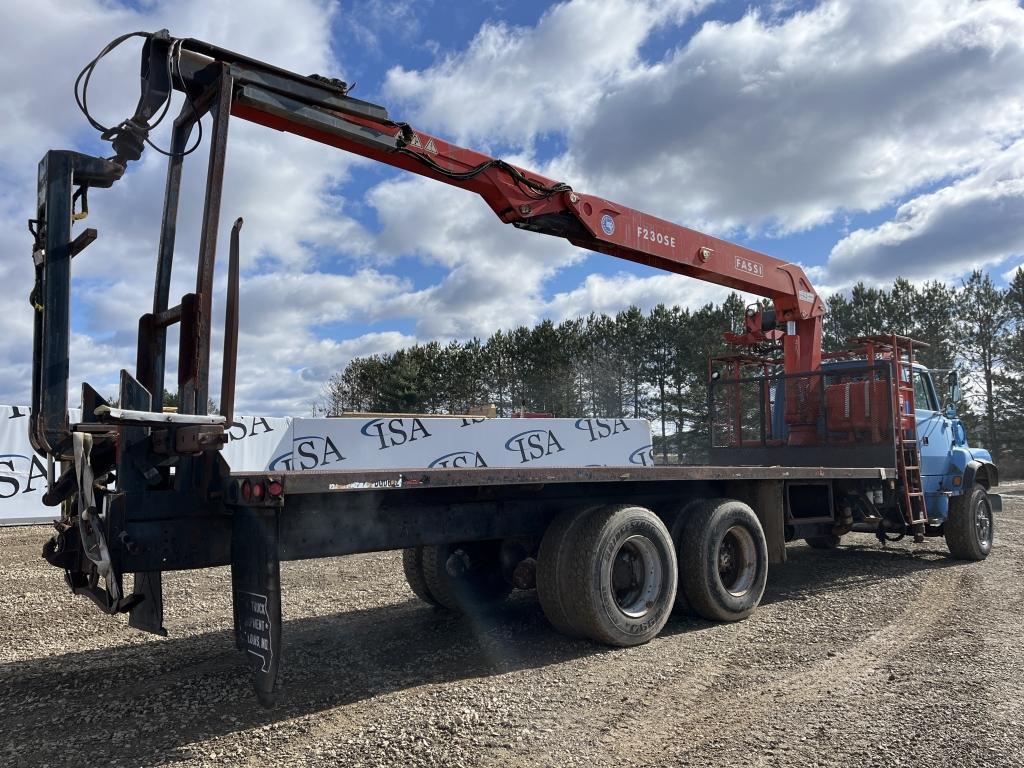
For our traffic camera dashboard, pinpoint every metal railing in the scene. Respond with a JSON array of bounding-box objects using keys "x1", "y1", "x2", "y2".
[{"x1": 707, "y1": 363, "x2": 897, "y2": 467}]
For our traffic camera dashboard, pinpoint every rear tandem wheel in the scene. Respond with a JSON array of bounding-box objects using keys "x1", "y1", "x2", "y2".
[
  {"x1": 420, "y1": 541, "x2": 512, "y2": 612},
  {"x1": 541, "y1": 504, "x2": 677, "y2": 646},
  {"x1": 678, "y1": 498, "x2": 768, "y2": 622},
  {"x1": 402, "y1": 546, "x2": 439, "y2": 607}
]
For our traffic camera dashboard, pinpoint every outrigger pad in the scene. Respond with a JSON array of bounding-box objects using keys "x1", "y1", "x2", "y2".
[{"x1": 231, "y1": 506, "x2": 282, "y2": 707}]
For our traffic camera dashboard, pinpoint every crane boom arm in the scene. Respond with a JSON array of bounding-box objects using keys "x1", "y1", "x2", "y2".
[
  {"x1": 144, "y1": 33, "x2": 824, "y2": 366},
  {"x1": 29, "y1": 30, "x2": 824, "y2": 455},
  {"x1": 235, "y1": 93, "x2": 822, "y2": 320}
]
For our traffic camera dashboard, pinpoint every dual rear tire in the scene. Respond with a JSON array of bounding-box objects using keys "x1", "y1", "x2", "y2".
[
  {"x1": 538, "y1": 505, "x2": 677, "y2": 646},
  {"x1": 536, "y1": 498, "x2": 769, "y2": 646},
  {"x1": 403, "y1": 497, "x2": 770, "y2": 647},
  {"x1": 402, "y1": 541, "x2": 510, "y2": 612},
  {"x1": 674, "y1": 499, "x2": 768, "y2": 623}
]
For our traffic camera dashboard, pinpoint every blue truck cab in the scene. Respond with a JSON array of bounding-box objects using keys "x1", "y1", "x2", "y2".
[
  {"x1": 907, "y1": 364, "x2": 999, "y2": 519},
  {"x1": 769, "y1": 359, "x2": 1000, "y2": 559},
  {"x1": 835, "y1": 360, "x2": 999, "y2": 559}
]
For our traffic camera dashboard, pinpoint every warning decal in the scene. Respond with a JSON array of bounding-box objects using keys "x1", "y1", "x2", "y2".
[{"x1": 238, "y1": 590, "x2": 273, "y2": 673}]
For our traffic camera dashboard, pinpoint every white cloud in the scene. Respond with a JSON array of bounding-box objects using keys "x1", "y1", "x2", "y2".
[
  {"x1": 0, "y1": 0, "x2": 375, "y2": 414},
  {"x1": 366, "y1": 172, "x2": 586, "y2": 338},
  {"x1": 229, "y1": 330, "x2": 417, "y2": 416},
  {"x1": 545, "y1": 271, "x2": 748, "y2": 321},
  {"x1": 826, "y1": 140, "x2": 1024, "y2": 286},
  {"x1": 239, "y1": 269, "x2": 409, "y2": 336},
  {"x1": 383, "y1": 0, "x2": 706, "y2": 148},
  {"x1": 385, "y1": 0, "x2": 1024, "y2": 239},
  {"x1": 338, "y1": 0, "x2": 426, "y2": 53},
  {"x1": 572, "y1": 0, "x2": 1024, "y2": 234}
]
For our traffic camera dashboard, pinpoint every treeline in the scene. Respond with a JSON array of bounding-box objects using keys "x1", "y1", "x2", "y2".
[{"x1": 322, "y1": 269, "x2": 1024, "y2": 464}]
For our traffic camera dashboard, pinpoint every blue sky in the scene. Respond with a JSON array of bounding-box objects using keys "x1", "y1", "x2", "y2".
[{"x1": 2, "y1": 0, "x2": 1024, "y2": 415}]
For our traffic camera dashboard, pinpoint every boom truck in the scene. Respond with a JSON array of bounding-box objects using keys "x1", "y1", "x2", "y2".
[{"x1": 29, "y1": 31, "x2": 1000, "y2": 705}]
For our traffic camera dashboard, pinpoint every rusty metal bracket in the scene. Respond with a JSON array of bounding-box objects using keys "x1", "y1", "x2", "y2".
[{"x1": 151, "y1": 424, "x2": 228, "y2": 455}]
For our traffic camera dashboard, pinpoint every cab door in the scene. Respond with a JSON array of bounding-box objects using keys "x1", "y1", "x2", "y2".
[{"x1": 913, "y1": 369, "x2": 953, "y2": 480}]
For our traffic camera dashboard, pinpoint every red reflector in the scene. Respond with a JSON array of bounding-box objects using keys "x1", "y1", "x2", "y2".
[
  {"x1": 252, "y1": 481, "x2": 265, "y2": 500},
  {"x1": 241, "y1": 480, "x2": 251, "y2": 501},
  {"x1": 268, "y1": 481, "x2": 283, "y2": 497}
]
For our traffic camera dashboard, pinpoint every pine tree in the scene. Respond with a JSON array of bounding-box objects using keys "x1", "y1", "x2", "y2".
[
  {"x1": 911, "y1": 281, "x2": 956, "y2": 372},
  {"x1": 958, "y1": 270, "x2": 1011, "y2": 454},
  {"x1": 823, "y1": 293, "x2": 854, "y2": 351},
  {"x1": 848, "y1": 283, "x2": 886, "y2": 336},
  {"x1": 880, "y1": 278, "x2": 917, "y2": 337},
  {"x1": 997, "y1": 268, "x2": 1024, "y2": 458},
  {"x1": 615, "y1": 307, "x2": 649, "y2": 418},
  {"x1": 646, "y1": 304, "x2": 676, "y2": 461}
]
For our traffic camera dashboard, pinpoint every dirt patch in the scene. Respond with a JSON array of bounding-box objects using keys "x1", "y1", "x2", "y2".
[{"x1": 2, "y1": 499, "x2": 1022, "y2": 767}]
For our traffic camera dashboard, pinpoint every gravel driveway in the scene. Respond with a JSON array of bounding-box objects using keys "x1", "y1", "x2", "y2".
[{"x1": 2, "y1": 494, "x2": 1022, "y2": 767}]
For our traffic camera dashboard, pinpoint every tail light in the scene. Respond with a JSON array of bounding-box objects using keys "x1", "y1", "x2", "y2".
[
  {"x1": 241, "y1": 480, "x2": 252, "y2": 501},
  {"x1": 252, "y1": 481, "x2": 265, "y2": 500},
  {"x1": 267, "y1": 480, "x2": 283, "y2": 497}
]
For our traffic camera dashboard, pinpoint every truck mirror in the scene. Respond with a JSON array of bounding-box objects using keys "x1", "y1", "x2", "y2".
[{"x1": 947, "y1": 370, "x2": 962, "y2": 404}]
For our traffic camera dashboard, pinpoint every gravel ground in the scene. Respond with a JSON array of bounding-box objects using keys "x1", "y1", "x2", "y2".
[{"x1": 2, "y1": 493, "x2": 1023, "y2": 768}]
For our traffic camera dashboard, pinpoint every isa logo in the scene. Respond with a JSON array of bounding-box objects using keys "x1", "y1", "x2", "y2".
[
  {"x1": 360, "y1": 418, "x2": 432, "y2": 450},
  {"x1": 600, "y1": 214, "x2": 615, "y2": 236},
  {"x1": 574, "y1": 418, "x2": 631, "y2": 443},
  {"x1": 0, "y1": 453, "x2": 48, "y2": 498},
  {"x1": 628, "y1": 445, "x2": 655, "y2": 467},
  {"x1": 505, "y1": 429, "x2": 565, "y2": 464},
  {"x1": 428, "y1": 451, "x2": 488, "y2": 469},
  {"x1": 226, "y1": 416, "x2": 276, "y2": 442},
  {"x1": 270, "y1": 435, "x2": 345, "y2": 471}
]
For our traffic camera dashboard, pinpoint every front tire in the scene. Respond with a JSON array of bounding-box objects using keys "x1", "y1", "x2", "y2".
[
  {"x1": 561, "y1": 505, "x2": 677, "y2": 646},
  {"x1": 945, "y1": 484, "x2": 994, "y2": 561},
  {"x1": 679, "y1": 498, "x2": 768, "y2": 622}
]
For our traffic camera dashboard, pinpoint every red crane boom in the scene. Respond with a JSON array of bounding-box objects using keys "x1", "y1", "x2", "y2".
[
  {"x1": 31, "y1": 30, "x2": 825, "y2": 455},
  {"x1": 228, "y1": 62, "x2": 824, "y2": 380}
]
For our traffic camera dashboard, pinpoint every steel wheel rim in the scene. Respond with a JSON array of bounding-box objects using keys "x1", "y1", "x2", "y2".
[
  {"x1": 717, "y1": 525, "x2": 757, "y2": 597},
  {"x1": 975, "y1": 497, "x2": 993, "y2": 547},
  {"x1": 610, "y1": 535, "x2": 663, "y2": 618}
]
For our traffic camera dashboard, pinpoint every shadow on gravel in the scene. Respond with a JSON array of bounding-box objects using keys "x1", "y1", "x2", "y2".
[
  {"x1": 759, "y1": 537, "x2": 965, "y2": 606},
  {"x1": 0, "y1": 537, "x2": 971, "y2": 766},
  {"x1": 0, "y1": 592, "x2": 617, "y2": 765}
]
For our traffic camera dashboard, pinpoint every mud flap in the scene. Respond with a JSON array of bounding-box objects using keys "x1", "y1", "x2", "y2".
[
  {"x1": 128, "y1": 571, "x2": 167, "y2": 636},
  {"x1": 231, "y1": 506, "x2": 282, "y2": 707}
]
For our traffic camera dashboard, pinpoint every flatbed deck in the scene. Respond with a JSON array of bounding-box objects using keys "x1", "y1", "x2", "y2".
[{"x1": 233, "y1": 464, "x2": 894, "y2": 494}]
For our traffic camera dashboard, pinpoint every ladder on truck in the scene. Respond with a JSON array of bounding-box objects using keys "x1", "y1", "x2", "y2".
[{"x1": 853, "y1": 335, "x2": 929, "y2": 542}]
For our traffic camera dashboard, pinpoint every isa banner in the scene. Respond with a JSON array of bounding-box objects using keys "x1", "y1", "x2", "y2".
[
  {"x1": 1, "y1": 408, "x2": 655, "y2": 525},
  {"x1": 271, "y1": 417, "x2": 654, "y2": 472}
]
